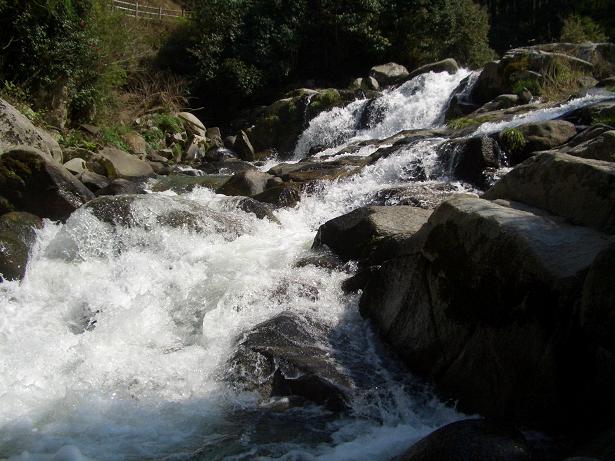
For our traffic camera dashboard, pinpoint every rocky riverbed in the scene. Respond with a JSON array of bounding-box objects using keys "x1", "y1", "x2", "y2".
[{"x1": 0, "y1": 42, "x2": 614, "y2": 461}]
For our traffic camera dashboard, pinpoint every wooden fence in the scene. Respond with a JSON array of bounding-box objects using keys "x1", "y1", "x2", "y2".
[{"x1": 112, "y1": 0, "x2": 188, "y2": 20}]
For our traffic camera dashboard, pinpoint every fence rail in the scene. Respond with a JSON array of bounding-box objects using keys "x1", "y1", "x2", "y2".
[{"x1": 112, "y1": 0, "x2": 188, "y2": 19}]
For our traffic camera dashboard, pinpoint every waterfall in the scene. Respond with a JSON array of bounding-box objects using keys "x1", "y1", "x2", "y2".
[{"x1": 0, "y1": 69, "x2": 607, "y2": 461}]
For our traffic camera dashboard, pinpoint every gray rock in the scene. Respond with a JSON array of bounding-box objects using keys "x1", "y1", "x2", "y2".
[
  {"x1": 63, "y1": 158, "x2": 87, "y2": 175},
  {"x1": 394, "y1": 419, "x2": 530, "y2": 461},
  {"x1": 216, "y1": 170, "x2": 274, "y2": 197},
  {"x1": 226, "y1": 312, "x2": 354, "y2": 411},
  {"x1": 0, "y1": 211, "x2": 43, "y2": 281},
  {"x1": 440, "y1": 136, "x2": 502, "y2": 188},
  {"x1": 151, "y1": 175, "x2": 230, "y2": 193},
  {"x1": 313, "y1": 206, "x2": 431, "y2": 262},
  {"x1": 369, "y1": 62, "x2": 410, "y2": 86},
  {"x1": 359, "y1": 196, "x2": 615, "y2": 430},
  {"x1": 78, "y1": 171, "x2": 110, "y2": 193},
  {"x1": 484, "y1": 153, "x2": 615, "y2": 234},
  {"x1": 122, "y1": 132, "x2": 148, "y2": 155},
  {"x1": 475, "y1": 94, "x2": 520, "y2": 114},
  {"x1": 252, "y1": 183, "x2": 301, "y2": 208},
  {"x1": 407, "y1": 58, "x2": 459, "y2": 80},
  {"x1": 95, "y1": 179, "x2": 144, "y2": 196},
  {"x1": 502, "y1": 120, "x2": 577, "y2": 164},
  {"x1": 0, "y1": 147, "x2": 94, "y2": 221},
  {"x1": 234, "y1": 130, "x2": 256, "y2": 161},
  {"x1": 97, "y1": 147, "x2": 154, "y2": 178},
  {"x1": 177, "y1": 112, "x2": 206, "y2": 137},
  {"x1": 0, "y1": 98, "x2": 63, "y2": 162}
]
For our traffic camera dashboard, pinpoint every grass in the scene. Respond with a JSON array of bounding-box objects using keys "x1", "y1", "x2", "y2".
[
  {"x1": 537, "y1": 56, "x2": 587, "y2": 102},
  {"x1": 154, "y1": 113, "x2": 184, "y2": 134},
  {"x1": 100, "y1": 126, "x2": 131, "y2": 151},
  {"x1": 447, "y1": 114, "x2": 498, "y2": 130}
]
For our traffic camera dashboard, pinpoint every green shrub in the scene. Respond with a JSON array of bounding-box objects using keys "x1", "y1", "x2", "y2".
[
  {"x1": 500, "y1": 128, "x2": 527, "y2": 154},
  {"x1": 100, "y1": 126, "x2": 130, "y2": 150},
  {"x1": 560, "y1": 14, "x2": 608, "y2": 43},
  {"x1": 59, "y1": 130, "x2": 98, "y2": 151},
  {"x1": 142, "y1": 127, "x2": 165, "y2": 150},
  {"x1": 154, "y1": 113, "x2": 184, "y2": 134}
]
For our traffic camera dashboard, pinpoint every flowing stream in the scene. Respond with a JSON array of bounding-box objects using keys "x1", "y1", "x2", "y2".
[{"x1": 0, "y1": 71, "x2": 608, "y2": 461}]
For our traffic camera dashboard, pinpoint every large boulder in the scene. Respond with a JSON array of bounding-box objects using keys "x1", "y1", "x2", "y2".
[
  {"x1": 564, "y1": 100, "x2": 615, "y2": 126},
  {"x1": 0, "y1": 98, "x2": 63, "y2": 162},
  {"x1": 216, "y1": 170, "x2": 274, "y2": 197},
  {"x1": 484, "y1": 153, "x2": 615, "y2": 234},
  {"x1": 177, "y1": 112, "x2": 206, "y2": 137},
  {"x1": 369, "y1": 62, "x2": 410, "y2": 86},
  {"x1": 313, "y1": 206, "x2": 431, "y2": 262},
  {"x1": 561, "y1": 130, "x2": 615, "y2": 163},
  {"x1": 471, "y1": 49, "x2": 595, "y2": 105},
  {"x1": 252, "y1": 183, "x2": 301, "y2": 208},
  {"x1": 233, "y1": 130, "x2": 256, "y2": 161},
  {"x1": 359, "y1": 195, "x2": 615, "y2": 431},
  {"x1": 394, "y1": 419, "x2": 531, "y2": 461},
  {"x1": 97, "y1": 147, "x2": 154, "y2": 179},
  {"x1": 0, "y1": 211, "x2": 43, "y2": 281},
  {"x1": 526, "y1": 42, "x2": 615, "y2": 79},
  {"x1": 226, "y1": 312, "x2": 354, "y2": 411},
  {"x1": 0, "y1": 147, "x2": 94, "y2": 221},
  {"x1": 407, "y1": 58, "x2": 459, "y2": 80},
  {"x1": 440, "y1": 136, "x2": 502, "y2": 188},
  {"x1": 498, "y1": 120, "x2": 577, "y2": 165}
]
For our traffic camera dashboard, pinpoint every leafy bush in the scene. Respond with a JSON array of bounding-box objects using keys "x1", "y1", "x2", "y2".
[
  {"x1": 500, "y1": 128, "x2": 527, "y2": 154},
  {"x1": 560, "y1": 14, "x2": 608, "y2": 43},
  {"x1": 512, "y1": 79, "x2": 541, "y2": 97},
  {"x1": 100, "y1": 126, "x2": 130, "y2": 150},
  {"x1": 153, "y1": 113, "x2": 184, "y2": 134}
]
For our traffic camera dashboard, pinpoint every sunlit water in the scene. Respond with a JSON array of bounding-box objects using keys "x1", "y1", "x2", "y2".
[{"x1": 0, "y1": 70, "x2": 606, "y2": 461}]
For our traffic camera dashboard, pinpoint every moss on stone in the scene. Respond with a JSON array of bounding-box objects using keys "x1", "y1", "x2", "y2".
[{"x1": 500, "y1": 128, "x2": 527, "y2": 154}]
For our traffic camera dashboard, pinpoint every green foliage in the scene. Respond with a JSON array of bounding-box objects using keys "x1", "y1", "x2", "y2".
[
  {"x1": 1, "y1": 81, "x2": 46, "y2": 125},
  {"x1": 538, "y1": 56, "x2": 586, "y2": 101},
  {"x1": 100, "y1": 126, "x2": 130, "y2": 150},
  {"x1": 59, "y1": 130, "x2": 98, "y2": 151},
  {"x1": 500, "y1": 128, "x2": 527, "y2": 154},
  {"x1": 560, "y1": 14, "x2": 608, "y2": 43},
  {"x1": 447, "y1": 114, "x2": 497, "y2": 130},
  {"x1": 162, "y1": 0, "x2": 494, "y2": 122},
  {"x1": 142, "y1": 127, "x2": 165, "y2": 150},
  {"x1": 512, "y1": 79, "x2": 541, "y2": 97},
  {"x1": 153, "y1": 113, "x2": 183, "y2": 134},
  {"x1": 592, "y1": 114, "x2": 615, "y2": 127}
]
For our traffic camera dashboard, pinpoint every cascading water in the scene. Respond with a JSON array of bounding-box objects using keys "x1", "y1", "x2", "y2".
[{"x1": 0, "y1": 69, "x2": 608, "y2": 461}]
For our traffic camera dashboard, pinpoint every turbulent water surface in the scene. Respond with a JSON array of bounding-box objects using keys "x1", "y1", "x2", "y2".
[{"x1": 0, "y1": 70, "x2": 608, "y2": 461}]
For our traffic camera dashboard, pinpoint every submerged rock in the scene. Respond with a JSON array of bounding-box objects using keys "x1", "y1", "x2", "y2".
[
  {"x1": 0, "y1": 212, "x2": 43, "y2": 281},
  {"x1": 314, "y1": 206, "x2": 431, "y2": 263},
  {"x1": 0, "y1": 147, "x2": 94, "y2": 221},
  {"x1": 226, "y1": 312, "x2": 354, "y2": 411},
  {"x1": 394, "y1": 419, "x2": 531, "y2": 461}
]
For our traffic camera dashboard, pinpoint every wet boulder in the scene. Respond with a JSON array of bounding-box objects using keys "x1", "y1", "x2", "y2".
[
  {"x1": 484, "y1": 153, "x2": 615, "y2": 234},
  {"x1": 407, "y1": 58, "x2": 459, "y2": 80},
  {"x1": 0, "y1": 147, "x2": 94, "y2": 221},
  {"x1": 359, "y1": 195, "x2": 615, "y2": 431},
  {"x1": 216, "y1": 170, "x2": 274, "y2": 197},
  {"x1": 369, "y1": 183, "x2": 460, "y2": 209},
  {"x1": 226, "y1": 312, "x2": 354, "y2": 411},
  {"x1": 0, "y1": 98, "x2": 63, "y2": 163},
  {"x1": 560, "y1": 130, "x2": 615, "y2": 163},
  {"x1": 475, "y1": 94, "x2": 520, "y2": 114},
  {"x1": 252, "y1": 183, "x2": 301, "y2": 208},
  {"x1": 440, "y1": 136, "x2": 502, "y2": 189},
  {"x1": 231, "y1": 197, "x2": 279, "y2": 223},
  {"x1": 151, "y1": 175, "x2": 230, "y2": 193},
  {"x1": 95, "y1": 178, "x2": 145, "y2": 196},
  {"x1": 564, "y1": 100, "x2": 615, "y2": 126},
  {"x1": 313, "y1": 206, "x2": 431, "y2": 263},
  {"x1": 0, "y1": 212, "x2": 43, "y2": 281},
  {"x1": 394, "y1": 419, "x2": 531, "y2": 461},
  {"x1": 369, "y1": 62, "x2": 410, "y2": 86},
  {"x1": 82, "y1": 194, "x2": 248, "y2": 237}
]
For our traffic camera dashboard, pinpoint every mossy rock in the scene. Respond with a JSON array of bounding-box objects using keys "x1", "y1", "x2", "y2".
[{"x1": 0, "y1": 211, "x2": 43, "y2": 281}]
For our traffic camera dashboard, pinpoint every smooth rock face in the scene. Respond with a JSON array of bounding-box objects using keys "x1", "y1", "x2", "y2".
[
  {"x1": 369, "y1": 62, "x2": 410, "y2": 86},
  {"x1": 394, "y1": 419, "x2": 531, "y2": 461},
  {"x1": 359, "y1": 195, "x2": 615, "y2": 430},
  {"x1": 505, "y1": 120, "x2": 577, "y2": 164},
  {"x1": 177, "y1": 112, "x2": 206, "y2": 137},
  {"x1": 484, "y1": 153, "x2": 615, "y2": 234},
  {"x1": 226, "y1": 312, "x2": 354, "y2": 411},
  {"x1": 313, "y1": 206, "x2": 431, "y2": 262},
  {"x1": 0, "y1": 147, "x2": 94, "y2": 221},
  {"x1": 542, "y1": 129, "x2": 615, "y2": 163},
  {"x1": 0, "y1": 98, "x2": 63, "y2": 162},
  {"x1": 217, "y1": 170, "x2": 274, "y2": 197},
  {"x1": 252, "y1": 183, "x2": 301, "y2": 208},
  {"x1": 0, "y1": 211, "x2": 43, "y2": 281},
  {"x1": 234, "y1": 130, "x2": 256, "y2": 161},
  {"x1": 407, "y1": 58, "x2": 459, "y2": 80},
  {"x1": 97, "y1": 147, "x2": 154, "y2": 178}
]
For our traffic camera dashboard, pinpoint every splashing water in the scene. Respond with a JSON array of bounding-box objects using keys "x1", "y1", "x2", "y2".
[
  {"x1": 0, "y1": 69, "x2": 607, "y2": 461},
  {"x1": 293, "y1": 70, "x2": 471, "y2": 158}
]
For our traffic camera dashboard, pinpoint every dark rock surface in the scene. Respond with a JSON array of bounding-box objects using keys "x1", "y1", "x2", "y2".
[{"x1": 0, "y1": 211, "x2": 43, "y2": 281}]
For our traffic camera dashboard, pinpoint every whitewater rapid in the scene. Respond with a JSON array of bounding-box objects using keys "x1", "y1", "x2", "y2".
[{"x1": 0, "y1": 69, "x2": 607, "y2": 461}]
